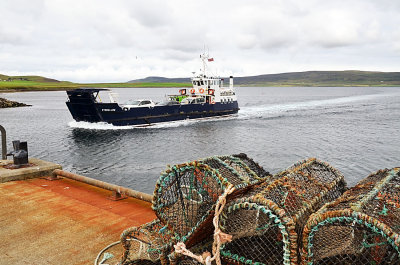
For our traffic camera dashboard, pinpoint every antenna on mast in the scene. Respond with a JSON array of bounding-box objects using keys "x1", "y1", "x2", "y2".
[{"x1": 200, "y1": 45, "x2": 213, "y2": 76}]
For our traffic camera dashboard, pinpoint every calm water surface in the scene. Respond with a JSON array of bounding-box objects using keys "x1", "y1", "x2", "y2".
[{"x1": 1, "y1": 87, "x2": 399, "y2": 193}]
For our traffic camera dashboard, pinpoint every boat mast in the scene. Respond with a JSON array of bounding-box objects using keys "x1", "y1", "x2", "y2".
[{"x1": 200, "y1": 52, "x2": 209, "y2": 77}]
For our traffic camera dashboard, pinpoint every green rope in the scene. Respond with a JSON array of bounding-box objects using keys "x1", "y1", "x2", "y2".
[
  {"x1": 378, "y1": 204, "x2": 388, "y2": 216},
  {"x1": 351, "y1": 168, "x2": 399, "y2": 212}
]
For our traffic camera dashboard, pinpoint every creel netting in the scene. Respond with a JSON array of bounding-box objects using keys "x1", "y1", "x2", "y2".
[
  {"x1": 121, "y1": 154, "x2": 271, "y2": 265},
  {"x1": 301, "y1": 167, "x2": 400, "y2": 265},
  {"x1": 152, "y1": 154, "x2": 272, "y2": 248},
  {"x1": 119, "y1": 218, "x2": 173, "y2": 265},
  {"x1": 219, "y1": 158, "x2": 346, "y2": 265}
]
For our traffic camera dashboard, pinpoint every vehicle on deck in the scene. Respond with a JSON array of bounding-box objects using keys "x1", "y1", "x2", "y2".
[{"x1": 122, "y1": 99, "x2": 155, "y2": 110}]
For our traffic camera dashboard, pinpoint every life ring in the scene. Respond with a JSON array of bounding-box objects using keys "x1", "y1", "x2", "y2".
[
  {"x1": 208, "y1": 89, "x2": 214, "y2": 95},
  {"x1": 199, "y1": 88, "x2": 204, "y2": 94},
  {"x1": 190, "y1": 88, "x2": 195, "y2": 94}
]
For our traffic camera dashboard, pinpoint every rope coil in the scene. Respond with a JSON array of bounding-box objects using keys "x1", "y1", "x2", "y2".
[{"x1": 174, "y1": 184, "x2": 235, "y2": 265}]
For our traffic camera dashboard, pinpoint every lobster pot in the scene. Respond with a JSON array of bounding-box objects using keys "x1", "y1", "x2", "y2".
[
  {"x1": 302, "y1": 167, "x2": 400, "y2": 265},
  {"x1": 120, "y1": 219, "x2": 173, "y2": 265},
  {"x1": 219, "y1": 158, "x2": 346, "y2": 265},
  {"x1": 152, "y1": 154, "x2": 271, "y2": 248},
  {"x1": 231, "y1": 153, "x2": 272, "y2": 180},
  {"x1": 200, "y1": 155, "x2": 270, "y2": 189}
]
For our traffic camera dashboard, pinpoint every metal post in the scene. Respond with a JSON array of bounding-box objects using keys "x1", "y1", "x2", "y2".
[{"x1": 0, "y1": 125, "x2": 6, "y2": 160}]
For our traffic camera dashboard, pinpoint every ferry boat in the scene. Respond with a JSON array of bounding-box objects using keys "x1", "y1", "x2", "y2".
[{"x1": 66, "y1": 53, "x2": 239, "y2": 126}]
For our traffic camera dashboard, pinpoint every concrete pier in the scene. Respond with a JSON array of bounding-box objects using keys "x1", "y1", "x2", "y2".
[
  {"x1": 0, "y1": 158, "x2": 156, "y2": 264},
  {"x1": 0, "y1": 158, "x2": 62, "y2": 183}
]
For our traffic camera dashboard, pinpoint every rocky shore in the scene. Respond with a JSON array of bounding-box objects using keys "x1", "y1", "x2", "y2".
[{"x1": 0, "y1": 97, "x2": 31, "y2": 108}]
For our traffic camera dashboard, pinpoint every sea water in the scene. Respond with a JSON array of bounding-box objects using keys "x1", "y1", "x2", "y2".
[{"x1": 1, "y1": 86, "x2": 399, "y2": 193}]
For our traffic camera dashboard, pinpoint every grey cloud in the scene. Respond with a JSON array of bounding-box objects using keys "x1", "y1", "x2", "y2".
[
  {"x1": 0, "y1": 0, "x2": 399, "y2": 82},
  {"x1": 128, "y1": 1, "x2": 171, "y2": 28},
  {"x1": 0, "y1": 0, "x2": 44, "y2": 45},
  {"x1": 0, "y1": 28, "x2": 26, "y2": 45}
]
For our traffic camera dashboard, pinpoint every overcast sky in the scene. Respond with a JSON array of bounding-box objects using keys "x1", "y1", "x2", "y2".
[{"x1": 0, "y1": 0, "x2": 399, "y2": 82}]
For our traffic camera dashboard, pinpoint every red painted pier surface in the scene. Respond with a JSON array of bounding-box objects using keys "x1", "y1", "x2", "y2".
[{"x1": 0, "y1": 177, "x2": 156, "y2": 264}]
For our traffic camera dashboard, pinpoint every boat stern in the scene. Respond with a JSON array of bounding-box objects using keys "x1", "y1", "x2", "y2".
[{"x1": 66, "y1": 89, "x2": 107, "y2": 122}]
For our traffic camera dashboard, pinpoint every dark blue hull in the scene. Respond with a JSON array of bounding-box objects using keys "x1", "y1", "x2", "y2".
[{"x1": 66, "y1": 90, "x2": 239, "y2": 126}]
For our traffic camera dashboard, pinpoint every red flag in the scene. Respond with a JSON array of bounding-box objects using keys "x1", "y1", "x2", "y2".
[{"x1": 208, "y1": 58, "x2": 214, "y2": 62}]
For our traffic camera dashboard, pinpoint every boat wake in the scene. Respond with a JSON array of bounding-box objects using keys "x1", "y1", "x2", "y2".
[
  {"x1": 68, "y1": 114, "x2": 237, "y2": 130},
  {"x1": 68, "y1": 121, "x2": 136, "y2": 130},
  {"x1": 238, "y1": 92, "x2": 396, "y2": 120}
]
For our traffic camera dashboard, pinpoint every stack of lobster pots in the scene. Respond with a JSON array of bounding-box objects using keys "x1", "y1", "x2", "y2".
[{"x1": 118, "y1": 155, "x2": 399, "y2": 265}]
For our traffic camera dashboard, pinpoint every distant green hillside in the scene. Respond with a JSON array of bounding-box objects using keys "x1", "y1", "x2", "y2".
[
  {"x1": 129, "y1": 76, "x2": 190, "y2": 83},
  {"x1": 129, "y1": 71, "x2": 400, "y2": 87},
  {"x1": 0, "y1": 74, "x2": 60, "y2": 83},
  {"x1": 0, "y1": 74, "x2": 190, "y2": 92},
  {"x1": 233, "y1": 71, "x2": 400, "y2": 86},
  {"x1": 0, "y1": 74, "x2": 74, "y2": 91},
  {"x1": 1, "y1": 71, "x2": 400, "y2": 92}
]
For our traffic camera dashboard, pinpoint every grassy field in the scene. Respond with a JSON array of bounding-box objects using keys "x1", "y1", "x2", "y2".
[{"x1": 0, "y1": 78, "x2": 191, "y2": 92}]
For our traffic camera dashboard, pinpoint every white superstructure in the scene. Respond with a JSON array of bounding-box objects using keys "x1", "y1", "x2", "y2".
[{"x1": 188, "y1": 53, "x2": 237, "y2": 105}]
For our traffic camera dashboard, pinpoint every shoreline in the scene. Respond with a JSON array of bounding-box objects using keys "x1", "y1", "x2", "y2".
[
  {"x1": 1, "y1": 84, "x2": 400, "y2": 93},
  {"x1": 0, "y1": 97, "x2": 31, "y2": 108}
]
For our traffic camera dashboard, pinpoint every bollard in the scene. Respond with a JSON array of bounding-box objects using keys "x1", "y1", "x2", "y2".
[{"x1": 7, "y1": 140, "x2": 29, "y2": 167}]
